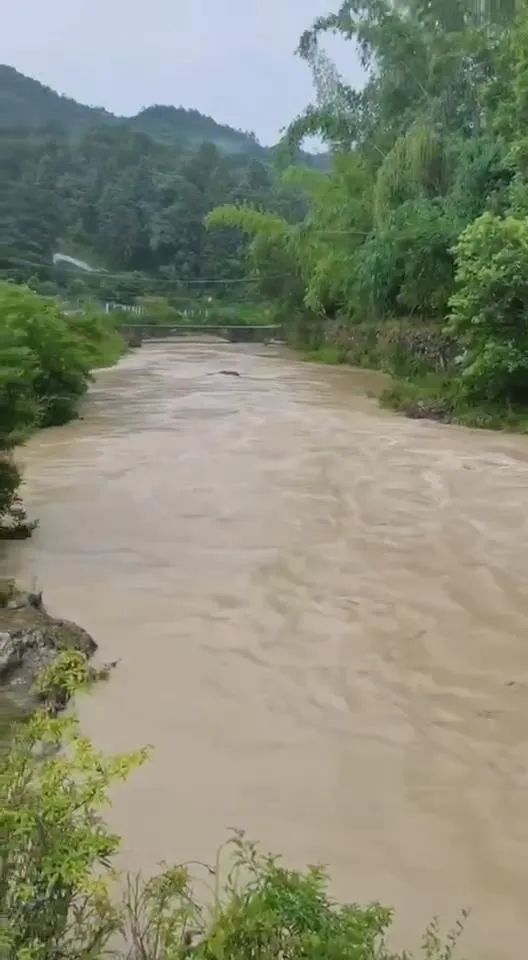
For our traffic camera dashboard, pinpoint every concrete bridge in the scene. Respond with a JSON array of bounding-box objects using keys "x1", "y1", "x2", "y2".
[{"x1": 119, "y1": 323, "x2": 282, "y2": 347}]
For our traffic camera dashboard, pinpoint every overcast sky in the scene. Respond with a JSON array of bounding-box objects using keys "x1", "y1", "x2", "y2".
[{"x1": 1, "y1": 0, "x2": 363, "y2": 145}]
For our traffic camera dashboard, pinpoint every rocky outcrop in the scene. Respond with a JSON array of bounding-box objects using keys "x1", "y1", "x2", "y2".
[
  {"x1": 0, "y1": 579, "x2": 96, "y2": 715},
  {"x1": 402, "y1": 397, "x2": 453, "y2": 422}
]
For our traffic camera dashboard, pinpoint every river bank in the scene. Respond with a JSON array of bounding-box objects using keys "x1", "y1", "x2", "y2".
[
  {"x1": 295, "y1": 317, "x2": 528, "y2": 434},
  {"x1": 0, "y1": 283, "x2": 128, "y2": 539},
  {"x1": 0, "y1": 578, "x2": 98, "y2": 721}
]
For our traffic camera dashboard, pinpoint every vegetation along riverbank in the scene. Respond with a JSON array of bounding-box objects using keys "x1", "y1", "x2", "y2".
[
  {"x1": 205, "y1": 1, "x2": 528, "y2": 433},
  {"x1": 0, "y1": 658, "x2": 467, "y2": 960},
  {"x1": 6, "y1": 4, "x2": 528, "y2": 432},
  {"x1": 0, "y1": 283, "x2": 126, "y2": 536}
]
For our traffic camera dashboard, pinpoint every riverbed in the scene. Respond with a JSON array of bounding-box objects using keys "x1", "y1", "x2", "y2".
[{"x1": 5, "y1": 342, "x2": 528, "y2": 958}]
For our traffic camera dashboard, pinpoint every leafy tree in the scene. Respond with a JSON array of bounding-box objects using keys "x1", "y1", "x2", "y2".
[
  {"x1": 206, "y1": 207, "x2": 304, "y2": 312},
  {"x1": 0, "y1": 286, "x2": 90, "y2": 427},
  {"x1": 0, "y1": 284, "x2": 126, "y2": 529},
  {"x1": 207, "y1": 0, "x2": 528, "y2": 425},
  {"x1": 449, "y1": 212, "x2": 528, "y2": 404}
]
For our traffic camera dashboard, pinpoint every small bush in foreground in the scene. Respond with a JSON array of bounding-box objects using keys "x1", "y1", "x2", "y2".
[
  {"x1": 34, "y1": 650, "x2": 113, "y2": 713},
  {"x1": 0, "y1": 661, "x2": 467, "y2": 960},
  {"x1": 0, "y1": 711, "x2": 147, "y2": 959}
]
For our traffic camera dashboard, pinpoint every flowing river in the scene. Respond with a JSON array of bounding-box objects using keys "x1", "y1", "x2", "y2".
[{"x1": 5, "y1": 342, "x2": 528, "y2": 958}]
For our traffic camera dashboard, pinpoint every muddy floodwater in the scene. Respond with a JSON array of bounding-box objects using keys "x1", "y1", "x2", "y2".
[{"x1": 5, "y1": 342, "x2": 528, "y2": 958}]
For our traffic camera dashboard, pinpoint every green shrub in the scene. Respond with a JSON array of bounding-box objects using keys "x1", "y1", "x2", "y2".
[
  {"x1": 0, "y1": 711, "x2": 147, "y2": 960},
  {"x1": 34, "y1": 651, "x2": 107, "y2": 712},
  {"x1": 1, "y1": 289, "x2": 89, "y2": 426},
  {"x1": 0, "y1": 285, "x2": 127, "y2": 426},
  {"x1": 201, "y1": 834, "x2": 393, "y2": 960},
  {"x1": 139, "y1": 296, "x2": 182, "y2": 325},
  {"x1": 304, "y1": 344, "x2": 348, "y2": 364},
  {"x1": 354, "y1": 201, "x2": 456, "y2": 322},
  {"x1": 0, "y1": 284, "x2": 126, "y2": 526},
  {"x1": 69, "y1": 309, "x2": 127, "y2": 369},
  {"x1": 449, "y1": 212, "x2": 528, "y2": 405},
  {"x1": 0, "y1": 691, "x2": 467, "y2": 960},
  {"x1": 382, "y1": 375, "x2": 456, "y2": 422}
]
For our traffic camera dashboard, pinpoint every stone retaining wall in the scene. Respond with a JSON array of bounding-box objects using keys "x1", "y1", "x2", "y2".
[{"x1": 323, "y1": 319, "x2": 457, "y2": 372}]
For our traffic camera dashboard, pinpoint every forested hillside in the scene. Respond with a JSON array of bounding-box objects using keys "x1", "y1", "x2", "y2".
[
  {"x1": 208, "y1": 0, "x2": 528, "y2": 428},
  {"x1": 0, "y1": 65, "x2": 264, "y2": 153},
  {"x1": 0, "y1": 65, "x2": 114, "y2": 133},
  {"x1": 0, "y1": 67, "x2": 314, "y2": 303},
  {"x1": 0, "y1": 126, "x2": 305, "y2": 301}
]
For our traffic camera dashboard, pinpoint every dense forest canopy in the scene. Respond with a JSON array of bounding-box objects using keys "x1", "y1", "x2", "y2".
[
  {"x1": 0, "y1": 125, "x2": 294, "y2": 295},
  {"x1": 0, "y1": 66, "x2": 318, "y2": 304}
]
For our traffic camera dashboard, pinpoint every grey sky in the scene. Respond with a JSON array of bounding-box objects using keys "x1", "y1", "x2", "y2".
[{"x1": 2, "y1": 0, "x2": 363, "y2": 145}]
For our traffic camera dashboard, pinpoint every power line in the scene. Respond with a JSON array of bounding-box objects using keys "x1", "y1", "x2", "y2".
[
  {"x1": 1, "y1": 253, "x2": 291, "y2": 287},
  {"x1": 155, "y1": 275, "x2": 285, "y2": 286},
  {"x1": 3, "y1": 229, "x2": 375, "y2": 289}
]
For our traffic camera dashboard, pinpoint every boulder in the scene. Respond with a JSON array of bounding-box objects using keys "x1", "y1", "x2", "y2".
[{"x1": 0, "y1": 582, "x2": 97, "y2": 715}]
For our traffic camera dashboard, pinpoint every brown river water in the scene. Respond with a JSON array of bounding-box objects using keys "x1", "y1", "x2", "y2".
[{"x1": 5, "y1": 341, "x2": 528, "y2": 957}]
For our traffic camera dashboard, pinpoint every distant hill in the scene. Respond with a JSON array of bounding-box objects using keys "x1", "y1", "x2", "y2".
[
  {"x1": 127, "y1": 105, "x2": 264, "y2": 156},
  {"x1": 0, "y1": 65, "x2": 114, "y2": 133},
  {"x1": 0, "y1": 65, "x2": 266, "y2": 157},
  {"x1": 0, "y1": 65, "x2": 329, "y2": 296}
]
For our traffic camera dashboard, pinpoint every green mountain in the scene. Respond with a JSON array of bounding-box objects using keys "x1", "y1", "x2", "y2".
[
  {"x1": 0, "y1": 65, "x2": 114, "y2": 133},
  {"x1": 127, "y1": 106, "x2": 264, "y2": 156},
  {"x1": 0, "y1": 65, "x2": 319, "y2": 297},
  {"x1": 0, "y1": 65, "x2": 265, "y2": 156}
]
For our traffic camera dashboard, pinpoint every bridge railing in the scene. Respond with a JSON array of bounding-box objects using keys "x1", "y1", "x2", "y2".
[{"x1": 118, "y1": 323, "x2": 283, "y2": 345}]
